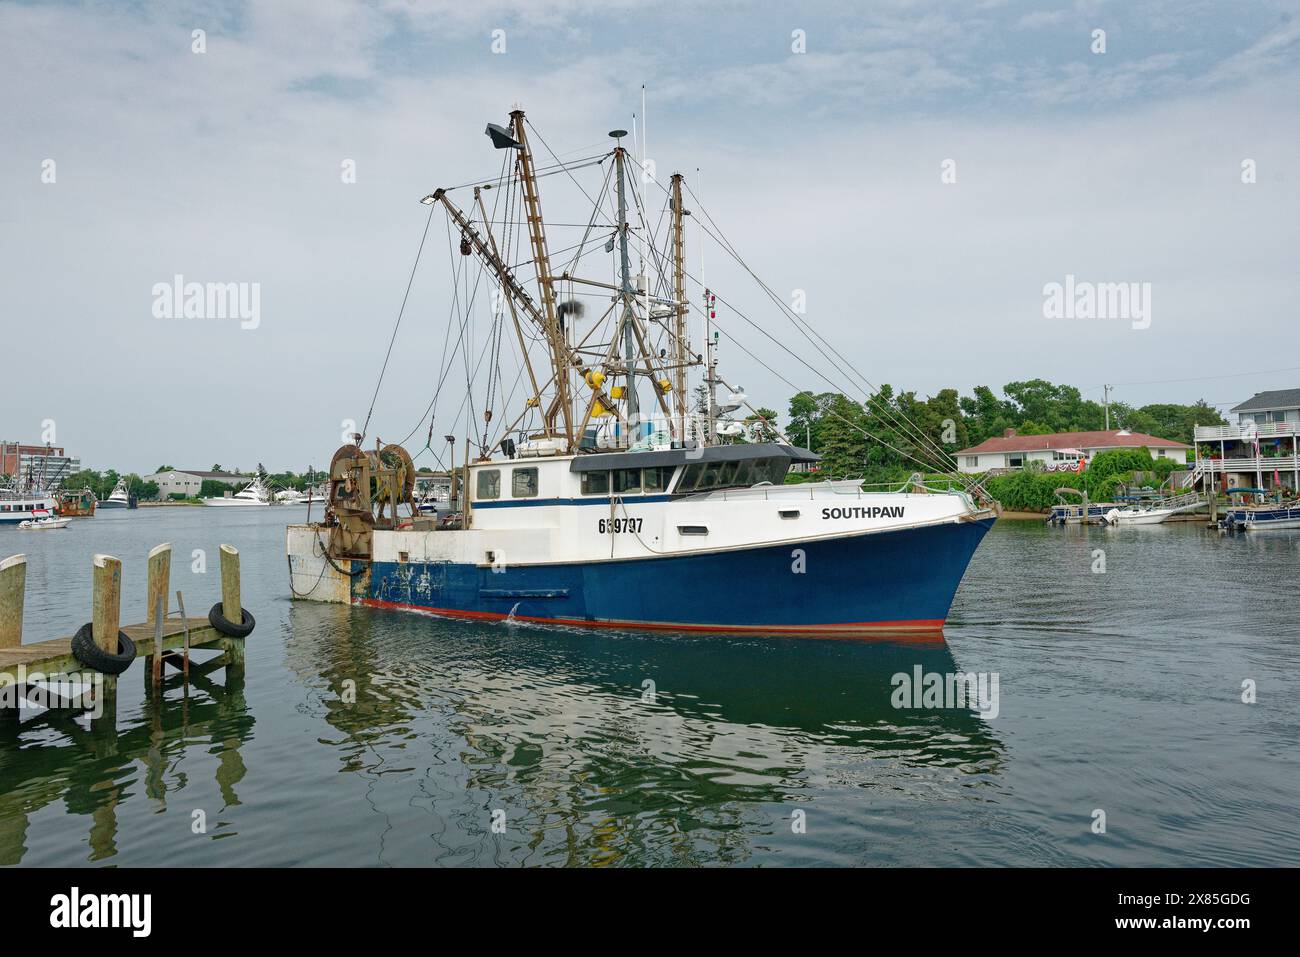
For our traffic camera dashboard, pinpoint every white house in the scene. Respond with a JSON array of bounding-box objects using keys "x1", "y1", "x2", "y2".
[
  {"x1": 1192, "y1": 389, "x2": 1300, "y2": 492},
  {"x1": 954, "y1": 429, "x2": 1189, "y2": 474},
  {"x1": 146, "y1": 469, "x2": 251, "y2": 497}
]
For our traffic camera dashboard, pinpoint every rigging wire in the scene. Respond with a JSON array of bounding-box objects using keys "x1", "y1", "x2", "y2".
[{"x1": 360, "y1": 202, "x2": 436, "y2": 443}]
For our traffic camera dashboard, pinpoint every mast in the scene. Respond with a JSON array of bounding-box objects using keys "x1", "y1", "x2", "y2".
[
  {"x1": 510, "y1": 110, "x2": 574, "y2": 450},
  {"x1": 612, "y1": 135, "x2": 640, "y2": 434},
  {"x1": 670, "y1": 173, "x2": 688, "y2": 443}
]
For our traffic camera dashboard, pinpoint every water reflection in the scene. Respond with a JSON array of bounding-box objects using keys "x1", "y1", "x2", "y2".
[
  {"x1": 283, "y1": 602, "x2": 1003, "y2": 866},
  {"x1": 0, "y1": 662, "x2": 253, "y2": 865}
]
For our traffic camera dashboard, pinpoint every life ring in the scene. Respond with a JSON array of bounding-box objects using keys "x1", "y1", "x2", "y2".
[
  {"x1": 71, "y1": 623, "x2": 138, "y2": 676},
  {"x1": 208, "y1": 602, "x2": 256, "y2": 638}
]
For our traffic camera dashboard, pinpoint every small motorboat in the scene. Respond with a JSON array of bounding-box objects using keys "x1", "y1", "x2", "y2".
[
  {"x1": 19, "y1": 509, "x2": 72, "y2": 530},
  {"x1": 1103, "y1": 491, "x2": 1203, "y2": 525}
]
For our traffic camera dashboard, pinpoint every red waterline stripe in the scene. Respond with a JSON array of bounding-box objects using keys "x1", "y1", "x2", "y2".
[{"x1": 357, "y1": 597, "x2": 946, "y2": 637}]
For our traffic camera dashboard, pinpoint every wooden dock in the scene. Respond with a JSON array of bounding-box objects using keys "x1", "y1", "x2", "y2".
[{"x1": 0, "y1": 543, "x2": 251, "y2": 729}]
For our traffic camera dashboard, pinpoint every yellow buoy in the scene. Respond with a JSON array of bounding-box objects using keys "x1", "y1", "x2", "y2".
[{"x1": 610, "y1": 385, "x2": 625, "y2": 400}]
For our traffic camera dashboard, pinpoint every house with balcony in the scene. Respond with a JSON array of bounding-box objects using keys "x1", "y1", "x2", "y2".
[
  {"x1": 954, "y1": 428, "x2": 1189, "y2": 474},
  {"x1": 1191, "y1": 389, "x2": 1300, "y2": 493}
]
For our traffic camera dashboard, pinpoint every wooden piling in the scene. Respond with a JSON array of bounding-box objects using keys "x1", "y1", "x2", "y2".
[
  {"x1": 146, "y1": 543, "x2": 171, "y2": 627},
  {"x1": 0, "y1": 555, "x2": 26, "y2": 650},
  {"x1": 219, "y1": 545, "x2": 241, "y2": 624},
  {"x1": 91, "y1": 554, "x2": 122, "y2": 654}
]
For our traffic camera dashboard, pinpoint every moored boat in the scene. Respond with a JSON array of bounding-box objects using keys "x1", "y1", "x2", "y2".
[
  {"x1": 18, "y1": 509, "x2": 71, "y2": 530},
  {"x1": 286, "y1": 108, "x2": 995, "y2": 635},
  {"x1": 1219, "y1": 489, "x2": 1300, "y2": 530},
  {"x1": 203, "y1": 476, "x2": 272, "y2": 507},
  {"x1": 97, "y1": 478, "x2": 133, "y2": 509},
  {"x1": 0, "y1": 493, "x2": 58, "y2": 524}
]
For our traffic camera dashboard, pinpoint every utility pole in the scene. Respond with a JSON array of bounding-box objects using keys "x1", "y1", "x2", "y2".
[{"x1": 1104, "y1": 384, "x2": 1112, "y2": 431}]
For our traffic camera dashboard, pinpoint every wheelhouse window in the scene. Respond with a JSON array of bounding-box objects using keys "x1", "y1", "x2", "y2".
[
  {"x1": 613, "y1": 468, "x2": 642, "y2": 494},
  {"x1": 512, "y1": 467, "x2": 539, "y2": 498},
  {"x1": 675, "y1": 456, "x2": 791, "y2": 493},
  {"x1": 476, "y1": 469, "x2": 500, "y2": 500},
  {"x1": 643, "y1": 466, "x2": 673, "y2": 492},
  {"x1": 580, "y1": 470, "x2": 609, "y2": 495}
]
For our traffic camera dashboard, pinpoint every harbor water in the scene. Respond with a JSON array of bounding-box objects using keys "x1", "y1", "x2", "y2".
[{"x1": 1, "y1": 508, "x2": 1296, "y2": 866}]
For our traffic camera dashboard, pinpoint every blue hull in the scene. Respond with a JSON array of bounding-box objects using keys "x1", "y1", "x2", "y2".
[{"x1": 359, "y1": 517, "x2": 995, "y2": 633}]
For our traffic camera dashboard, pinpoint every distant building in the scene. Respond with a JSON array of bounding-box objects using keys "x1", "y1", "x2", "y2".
[
  {"x1": 1192, "y1": 389, "x2": 1300, "y2": 492},
  {"x1": 0, "y1": 441, "x2": 82, "y2": 488},
  {"x1": 146, "y1": 469, "x2": 251, "y2": 498},
  {"x1": 954, "y1": 428, "x2": 1189, "y2": 474}
]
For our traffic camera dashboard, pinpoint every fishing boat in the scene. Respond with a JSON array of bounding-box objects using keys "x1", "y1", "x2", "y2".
[
  {"x1": 1219, "y1": 488, "x2": 1300, "y2": 530},
  {"x1": 203, "y1": 475, "x2": 273, "y2": 507},
  {"x1": 18, "y1": 509, "x2": 71, "y2": 530},
  {"x1": 97, "y1": 478, "x2": 132, "y2": 509},
  {"x1": 54, "y1": 487, "x2": 97, "y2": 517},
  {"x1": 0, "y1": 492, "x2": 58, "y2": 524},
  {"x1": 286, "y1": 109, "x2": 995, "y2": 634}
]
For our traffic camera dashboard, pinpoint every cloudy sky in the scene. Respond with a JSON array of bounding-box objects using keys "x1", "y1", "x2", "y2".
[{"x1": 2, "y1": 0, "x2": 1298, "y2": 473}]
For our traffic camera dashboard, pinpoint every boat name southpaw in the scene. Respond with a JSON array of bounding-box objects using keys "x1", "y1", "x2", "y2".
[{"x1": 822, "y1": 506, "x2": 906, "y2": 520}]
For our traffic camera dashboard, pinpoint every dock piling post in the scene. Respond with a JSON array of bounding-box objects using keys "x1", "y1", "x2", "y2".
[
  {"x1": 219, "y1": 546, "x2": 245, "y2": 680},
  {"x1": 0, "y1": 555, "x2": 26, "y2": 650},
  {"x1": 146, "y1": 543, "x2": 171, "y2": 627},
  {"x1": 151, "y1": 596, "x2": 164, "y2": 689},
  {"x1": 219, "y1": 545, "x2": 241, "y2": 624},
  {"x1": 91, "y1": 554, "x2": 122, "y2": 655}
]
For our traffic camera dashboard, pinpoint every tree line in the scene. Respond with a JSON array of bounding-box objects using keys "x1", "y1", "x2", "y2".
[{"x1": 780, "y1": 378, "x2": 1223, "y2": 482}]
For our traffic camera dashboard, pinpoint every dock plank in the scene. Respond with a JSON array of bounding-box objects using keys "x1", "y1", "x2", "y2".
[{"x1": 0, "y1": 617, "x2": 226, "y2": 678}]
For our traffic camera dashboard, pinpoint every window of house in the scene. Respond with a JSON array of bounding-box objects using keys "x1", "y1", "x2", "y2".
[
  {"x1": 512, "y1": 467, "x2": 539, "y2": 498},
  {"x1": 580, "y1": 470, "x2": 609, "y2": 495},
  {"x1": 964, "y1": 456, "x2": 979, "y2": 468},
  {"x1": 476, "y1": 469, "x2": 500, "y2": 500},
  {"x1": 1008, "y1": 455, "x2": 1024, "y2": 468},
  {"x1": 613, "y1": 468, "x2": 642, "y2": 494}
]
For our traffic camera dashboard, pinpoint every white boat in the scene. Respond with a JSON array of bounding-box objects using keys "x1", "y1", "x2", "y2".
[
  {"x1": 1103, "y1": 492, "x2": 1202, "y2": 525},
  {"x1": 18, "y1": 509, "x2": 71, "y2": 530},
  {"x1": 97, "y1": 477, "x2": 132, "y2": 509},
  {"x1": 275, "y1": 486, "x2": 329, "y2": 507},
  {"x1": 285, "y1": 109, "x2": 996, "y2": 635},
  {"x1": 0, "y1": 493, "x2": 58, "y2": 524},
  {"x1": 203, "y1": 476, "x2": 272, "y2": 506}
]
